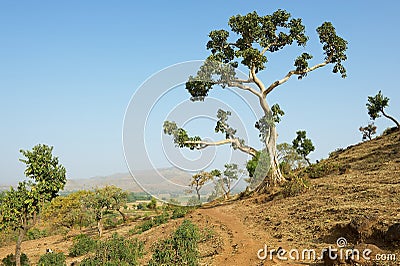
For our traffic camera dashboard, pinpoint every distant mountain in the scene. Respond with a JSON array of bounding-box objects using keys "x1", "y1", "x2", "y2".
[{"x1": 63, "y1": 168, "x2": 193, "y2": 193}]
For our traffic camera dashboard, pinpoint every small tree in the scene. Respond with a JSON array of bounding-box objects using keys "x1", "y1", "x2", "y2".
[
  {"x1": 277, "y1": 143, "x2": 307, "y2": 172},
  {"x1": 292, "y1": 131, "x2": 315, "y2": 166},
  {"x1": 0, "y1": 144, "x2": 66, "y2": 266},
  {"x1": 213, "y1": 164, "x2": 240, "y2": 199},
  {"x1": 359, "y1": 123, "x2": 377, "y2": 141},
  {"x1": 84, "y1": 185, "x2": 128, "y2": 237},
  {"x1": 190, "y1": 171, "x2": 214, "y2": 202},
  {"x1": 43, "y1": 190, "x2": 92, "y2": 230},
  {"x1": 366, "y1": 90, "x2": 399, "y2": 129}
]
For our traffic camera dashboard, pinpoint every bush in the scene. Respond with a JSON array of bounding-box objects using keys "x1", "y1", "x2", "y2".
[
  {"x1": 302, "y1": 161, "x2": 341, "y2": 178},
  {"x1": 134, "y1": 212, "x2": 170, "y2": 234},
  {"x1": 69, "y1": 234, "x2": 97, "y2": 257},
  {"x1": 281, "y1": 177, "x2": 309, "y2": 198},
  {"x1": 26, "y1": 228, "x2": 48, "y2": 240},
  {"x1": 80, "y1": 233, "x2": 143, "y2": 266},
  {"x1": 148, "y1": 220, "x2": 200, "y2": 266},
  {"x1": 147, "y1": 197, "x2": 157, "y2": 210},
  {"x1": 37, "y1": 252, "x2": 66, "y2": 266},
  {"x1": 1, "y1": 253, "x2": 29, "y2": 266},
  {"x1": 171, "y1": 207, "x2": 188, "y2": 219}
]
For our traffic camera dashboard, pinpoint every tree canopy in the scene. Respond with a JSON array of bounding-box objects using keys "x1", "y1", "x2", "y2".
[
  {"x1": 164, "y1": 9, "x2": 347, "y2": 190},
  {"x1": 366, "y1": 90, "x2": 399, "y2": 129},
  {"x1": 0, "y1": 144, "x2": 66, "y2": 266}
]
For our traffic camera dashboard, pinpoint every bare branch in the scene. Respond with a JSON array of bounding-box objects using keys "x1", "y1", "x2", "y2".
[
  {"x1": 184, "y1": 138, "x2": 257, "y2": 157},
  {"x1": 263, "y1": 56, "x2": 333, "y2": 97}
]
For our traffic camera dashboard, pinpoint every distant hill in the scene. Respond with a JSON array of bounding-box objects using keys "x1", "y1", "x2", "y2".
[{"x1": 63, "y1": 167, "x2": 193, "y2": 193}]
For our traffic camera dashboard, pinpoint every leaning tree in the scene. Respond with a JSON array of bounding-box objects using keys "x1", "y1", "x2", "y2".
[{"x1": 164, "y1": 10, "x2": 347, "y2": 191}]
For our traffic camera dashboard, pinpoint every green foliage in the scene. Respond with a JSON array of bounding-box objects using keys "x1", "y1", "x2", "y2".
[
  {"x1": 1, "y1": 253, "x2": 29, "y2": 266},
  {"x1": 134, "y1": 212, "x2": 170, "y2": 234},
  {"x1": 146, "y1": 197, "x2": 157, "y2": 210},
  {"x1": 245, "y1": 149, "x2": 271, "y2": 189},
  {"x1": 84, "y1": 185, "x2": 128, "y2": 236},
  {"x1": 281, "y1": 177, "x2": 309, "y2": 198},
  {"x1": 292, "y1": 130, "x2": 315, "y2": 165},
  {"x1": 26, "y1": 228, "x2": 48, "y2": 240},
  {"x1": 246, "y1": 151, "x2": 260, "y2": 179},
  {"x1": 367, "y1": 90, "x2": 389, "y2": 120},
  {"x1": 366, "y1": 90, "x2": 399, "y2": 128},
  {"x1": 277, "y1": 143, "x2": 307, "y2": 172},
  {"x1": 0, "y1": 144, "x2": 67, "y2": 232},
  {"x1": 126, "y1": 192, "x2": 151, "y2": 202},
  {"x1": 37, "y1": 252, "x2": 66, "y2": 266},
  {"x1": 80, "y1": 233, "x2": 143, "y2": 266},
  {"x1": 0, "y1": 144, "x2": 66, "y2": 266},
  {"x1": 212, "y1": 163, "x2": 240, "y2": 198},
  {"x1": 171, "y1": 207, "x2": 188, "y2": 219},
  {"x1": 148, "y1": 220, "x2": 200, "y2": 266},
  {"x1": 300, "y1": 161, "x2": 347, "y2": 179},
  {"x1": 43, "y1": 190, "x2": 92, "y2": 230},
  {"x1": 69, "y1": 234, "x2": 97, "y2": 257}
]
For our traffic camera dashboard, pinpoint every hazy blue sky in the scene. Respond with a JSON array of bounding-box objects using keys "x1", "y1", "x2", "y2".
[{"x1": 1, "y1": 1, "x2": 399, "y2": 184}]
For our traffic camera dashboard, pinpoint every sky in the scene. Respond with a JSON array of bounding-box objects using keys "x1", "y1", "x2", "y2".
[{"x1": 1, "y1": 1, "x2": 399, "y2": 184}]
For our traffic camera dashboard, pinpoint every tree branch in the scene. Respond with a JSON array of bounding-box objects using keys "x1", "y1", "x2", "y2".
[
  {"x1": 263, "y1": 56, "x2": 333, "y2": 97},
  {"x1": 184, "y1": 138, "x2": 257, "y2": 157}
]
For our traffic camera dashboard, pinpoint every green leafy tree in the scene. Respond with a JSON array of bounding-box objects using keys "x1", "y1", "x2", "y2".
[
  {"x1": 43, "y1": 190, "x2": 92, "y2": 230},
  {"x1": 359, "y1": 123, "x2": 377, "y2": 141},
  {"x1": 292, "y1": 131, "x2": 315, "y2": 166},
  {"x1": 163, "y1": 10, "x2": 347, "y2": 189},
  {"x1": 366, "y1": 90, "x2": 399, "y2": 129},
  {"x1": 84, "y1": 185, "x2": 128, "y2": 237},
  {"x1": 0, "y1": 144, "x2": 66, "y2": 266}
]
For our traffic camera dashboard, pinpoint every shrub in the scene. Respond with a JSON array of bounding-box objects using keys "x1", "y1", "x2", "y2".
[
  {"x1": 147, "y1": 197, "x2": 157, "y2": 210},
  {"x1": 148, "y1": 220, "x2": 200, "y2": 266},
  {"x1": 37, "y1": 252, "x2": 66, "y2": 266},
  {"x1": 281, "y1": 177, "x2": 309, "y2": 198},
  {"x1": 171, "y1": 207, "x2": 188, "y2": 219},
  {"x1": 1, "y1": 253, "x2": 29, "y2": 266},
  {"x1": 302, "y1": 161, "x2": 342, "y2": 179},
  {"x1": 69, "y1": 234, "x2": 97, "y2": 257},
  {"x1": 80, "y1": 233, "x2": 143, "y2": 266},
  {"x1": 26, "y1": 228, "x2": 48, "y2": 240},
  {"x1": 134, "y1": 212, "x2": 170, "y2": 234}
]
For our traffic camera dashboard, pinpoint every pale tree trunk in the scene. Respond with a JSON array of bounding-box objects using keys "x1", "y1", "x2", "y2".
[
  {"x1": 97, "y1": 219, "x2": 103, "y2": 238},
  {"x1": 255, "y1": 98, "x2": 286, "y2": 193}
]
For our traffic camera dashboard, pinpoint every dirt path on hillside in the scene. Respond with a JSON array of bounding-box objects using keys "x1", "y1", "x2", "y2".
[{"x1": 199, "y1": 206, "x2": 265, "y2": 265}]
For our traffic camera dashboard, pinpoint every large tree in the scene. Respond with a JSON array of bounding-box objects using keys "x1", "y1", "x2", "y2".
[
  {"x1": 164, "y1": 10, "x2": 347, "y2": 191},
  {"x1": 0, "y1": 144, "x2": 66, "y2": 266}
]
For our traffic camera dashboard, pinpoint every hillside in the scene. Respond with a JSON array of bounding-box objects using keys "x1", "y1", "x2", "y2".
[{"x1": 0, "y1": 130, "x2": 399, "y2": 265}]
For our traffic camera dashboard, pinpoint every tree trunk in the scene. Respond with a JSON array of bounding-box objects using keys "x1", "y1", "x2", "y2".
[
  {"x1": 196, "y1": 188, "x2": 201, "y2": 202},
  {"x1": 118, "y1": 209, "x2": 128, "y2": 223},
  {"x1": 382, "y1": 109, "x2": 400, "y2": 129},
  {"x1": 15, "y1": 227, "x2": 27, "y2": 266},
  {"x1": 255, "y1": 125, "x2": 286, "y2": 193},
  {"x1": 97, "y1": 218, "x2": 103, "y2": 238}
]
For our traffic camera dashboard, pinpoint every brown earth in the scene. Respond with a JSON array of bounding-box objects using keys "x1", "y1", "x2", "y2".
[{"x1": 1, "y1": 130, "x2": 400, "y2": 265}]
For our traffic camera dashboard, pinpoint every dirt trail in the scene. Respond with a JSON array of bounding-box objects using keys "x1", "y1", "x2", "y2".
[{"x1": 199, "y1": 206, "x2": 264, "y2": 265}]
